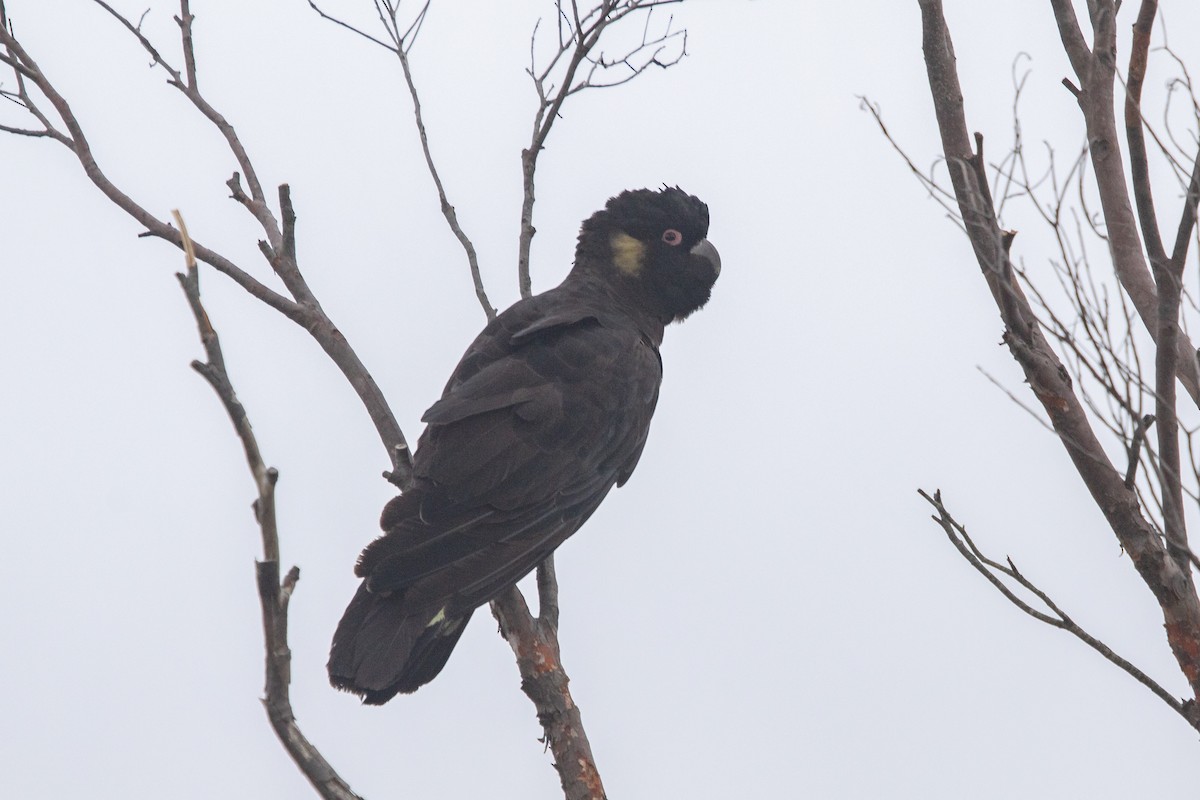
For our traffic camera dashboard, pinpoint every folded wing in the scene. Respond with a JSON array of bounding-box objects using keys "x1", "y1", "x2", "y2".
[{"x1": 329, "y1": 291, "x2": 662, "y2": 701}]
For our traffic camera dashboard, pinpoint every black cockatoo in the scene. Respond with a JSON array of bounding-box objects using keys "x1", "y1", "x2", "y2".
[{"x1": 328, "y1": 187, "x2": 720, "y2": 704}]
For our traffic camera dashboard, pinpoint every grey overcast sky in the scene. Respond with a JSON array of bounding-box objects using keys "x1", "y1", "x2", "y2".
[{"x1": 2, "y1": 0, "x2": 1198, "y2": 797}]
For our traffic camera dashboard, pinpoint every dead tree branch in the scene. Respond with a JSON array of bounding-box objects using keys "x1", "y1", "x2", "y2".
[
  {"x1": 918, "y1": 489, "x2": 1194, "y2": 724},
  {"x1": 307, "y1": 0, "x2": 496, "y2": 322},
  {"x1": 1126, "y1": 413, "x2": 1157, "y2": 488},
  {"x1": 172, "y1": 212, "x2": 363, "y2": 800},
  {"x1": 913, "y1": 0, "x2": 1200, "y2": 727},
  {"x1": 1125, "y1": 0, "x2": 1191, "y2": 571},
  {"x1": 0, "y1": 0, "x2": 413, "y2": 486},
  {"x1": 519, "y1": 0, "x2": 686, "y2": 297},
  {"x1": 1, "y1": 0, "x2": 414, "y2": 793},
  {"x1": 1048, "y1": 0, "x2": 1200, "y2": 406},
  {"x1": 491, "y1": 581, "x2": 601, "y2": 800}
]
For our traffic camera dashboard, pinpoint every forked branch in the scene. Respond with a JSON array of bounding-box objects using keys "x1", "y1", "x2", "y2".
[
  {"x1": 0, "y1": 0, "x2": 413, "y2": 485},
  {"x1": 1046, "y1": 0, "x2": 1200, "y2": 405},
  {"x1": 491, "y1": 575, "x2": 602, "y2": 800},
  {"x1": 918, "y1": 489, "x2": 1197, "y2": 728}
]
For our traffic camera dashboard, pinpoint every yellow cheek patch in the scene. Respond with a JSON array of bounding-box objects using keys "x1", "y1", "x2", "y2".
[{"x1": 610, "y1": 232, "x2": 645, "y2": 275}]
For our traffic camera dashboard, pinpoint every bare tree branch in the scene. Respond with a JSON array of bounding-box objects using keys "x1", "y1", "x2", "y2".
[
  {"x1": 1125, "y1": 0, "x2": 1194, "y2": 574},
  {"x1": 1048, "y1": 0, "x2": 1200, "y2": 407},
  {"x1": 0, "y1": 12, "x2": 72, "y2": 144},
  {"x1": 395, "y1": 20, "x2": 495, "y2": 321},
  {"x1": 308, "y1": 0, "x2": 496, "y2": 322},
  {"x1": 0, "y1": 2, "x2": 413, "y2": 485},
  {"x1": 0, "y1": 9, "x2": 294, "y2": 311},
  {"x1": 859, "y1": 96, "x2": 963, "y2": 225},
  {"x1": 174, "y1": 0, "x2": 197, "y2": 90},
  {"x1": 1171, "y1": 150, "x2": 1200, "y2": 267},
  {"x1": 172, "y1": 211, "x2": 364, "y2": 800},
  {"x1": 918, "y1": 489, "x2": 1199, "y2": 729},
  {"x1": 306, "y1": 1, "x2": 395, "y2": 51},
  {"x1": 491, "y1": 584, "x2": 602, "y2": 800},
  {"x1": 518, "y1": 0, "x2": 686, "y2": 298},
  {"x1": 914, "y1": 0, "x2": 1200, "y2": 714},
  {"x1": 1126, "y1": 413, "x2": 1157, "y2": 489},
  {"x1": 90, "y1": 0, "x2": 280, "y2": 250},
  {"x1": 1126, "y1": 0, "x2": 1169, "y2": 269},
  {"x1": 1046, "y1": 0, "x2": 1092, "y2": 78}
]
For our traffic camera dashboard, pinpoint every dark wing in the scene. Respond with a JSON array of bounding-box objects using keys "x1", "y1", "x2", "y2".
[{"x1": 355, "y1": 291, "x2": 662, "y2": 618}]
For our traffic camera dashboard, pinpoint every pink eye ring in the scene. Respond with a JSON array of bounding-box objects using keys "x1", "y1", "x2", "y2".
[{"x1": 662, "y1": 229, "x2": 683, "y2": 246}]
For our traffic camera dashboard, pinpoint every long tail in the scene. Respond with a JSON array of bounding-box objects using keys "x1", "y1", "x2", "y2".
[{"x1": 327, "y1": 583, "x2": 473, "y2": 705}]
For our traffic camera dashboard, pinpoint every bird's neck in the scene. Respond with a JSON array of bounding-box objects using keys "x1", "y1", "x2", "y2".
[{"x1": 562, "y1": 264, "x2": 667, "y2": 348}]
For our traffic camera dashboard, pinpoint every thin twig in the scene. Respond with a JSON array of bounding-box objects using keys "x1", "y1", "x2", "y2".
[
  {"x1": 396, "y1": 26, "x2": 495, "y2": 321},
  {"x1": 1126, "y1": 414, "x2": 1157, "y2": 489},
  {"x1": 307, "y1": 0, "x2": 397, "y2": 52},
  {"x1": 918, "y1": 489, "x2": 1197, "y2": 730},
  {"x1": 1172, "y1": 148, "x2": 1200, "y2": 268},
  {"x1": 308, "y1": 0, "x2": 496, "y2": 321},
  {"x1": 175, "y1": 0, "x2": 197, "y2": 91},
  {"x1": 90, "y1": 0, "x2": 278, "y2": 243},
  {"x1": 518, "y1": 0, "x2": 687, "y2": 297},
  {"x1": 859, "y1": 96, "x2": 963, "y2": 223}
]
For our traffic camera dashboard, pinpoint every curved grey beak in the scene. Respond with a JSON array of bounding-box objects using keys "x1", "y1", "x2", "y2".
[{"x1": 690, "y1": 238, "x2": 721, "y2": 278}]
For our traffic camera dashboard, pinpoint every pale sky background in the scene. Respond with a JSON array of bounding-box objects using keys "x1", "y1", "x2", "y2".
[{"x1": 2, "y1": 0, "x2": 1199, "y2": 797}]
